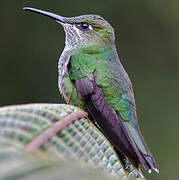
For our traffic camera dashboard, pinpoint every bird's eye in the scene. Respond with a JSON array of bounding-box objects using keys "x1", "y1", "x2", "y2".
[
  {"x1": 80, "y1": 23, "x2": 89, "y2": 29},
  {"x1": 76, "y1": 23, "x2": 93, "y2": 31}
]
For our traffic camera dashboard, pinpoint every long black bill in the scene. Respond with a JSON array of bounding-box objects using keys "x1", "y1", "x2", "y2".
[{"x1": 23, "y1": 7, "x2": 66, "y2": 23}]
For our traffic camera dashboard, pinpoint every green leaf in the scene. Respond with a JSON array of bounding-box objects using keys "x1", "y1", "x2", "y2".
[{"x1": 0, "y1": 104, "x2": 144, "y2": 180}]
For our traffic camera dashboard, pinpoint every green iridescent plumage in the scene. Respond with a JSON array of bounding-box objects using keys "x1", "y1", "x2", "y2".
[{"x1": 69, "y1": 44, "x2": 132, "y2": 121}]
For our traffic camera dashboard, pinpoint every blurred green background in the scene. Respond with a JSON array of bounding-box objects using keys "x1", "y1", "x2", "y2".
[{"x1": 0, "y1": 0, "x2": 178, "y2": 179}]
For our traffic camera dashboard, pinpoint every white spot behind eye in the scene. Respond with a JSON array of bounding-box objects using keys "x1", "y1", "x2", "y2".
[{"x1": 88, "y1": 24, "x2": 93, "y2": 30}]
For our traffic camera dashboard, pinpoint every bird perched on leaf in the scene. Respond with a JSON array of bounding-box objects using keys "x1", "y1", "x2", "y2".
[{"x1": 23, "y1": 7, "x2": 158, "y2": 174}]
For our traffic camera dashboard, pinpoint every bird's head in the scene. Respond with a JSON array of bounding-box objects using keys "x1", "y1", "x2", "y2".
[{"x1": 23, "y1": 7, "x2": 115, "y2": 50}]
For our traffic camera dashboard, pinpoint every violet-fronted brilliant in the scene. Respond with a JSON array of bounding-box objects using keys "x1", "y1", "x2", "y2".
[{"x1": 23, "y1": 7, "x2": 158, "y2": 174}]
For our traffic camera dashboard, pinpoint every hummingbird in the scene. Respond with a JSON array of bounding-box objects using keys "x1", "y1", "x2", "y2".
[{"x1": 23, "y1": 7, "x2": 158, "y2": 174}]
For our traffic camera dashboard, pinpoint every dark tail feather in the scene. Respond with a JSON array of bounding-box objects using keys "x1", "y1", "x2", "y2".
[
  {"x1": 114, "y1": 147, "x2": 145, "y2": 179},
  {"x1": 115, "y1": 113, "x2": 159, "y2": 173},
  {"x1": 142, "y1": 153, "x2": 159, "y2": 173},
  {"x1": 115, "y1": 145, "x2": 159, "y2": 174}
]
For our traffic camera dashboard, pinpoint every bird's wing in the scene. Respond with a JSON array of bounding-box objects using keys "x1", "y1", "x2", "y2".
[
  {"x1": 73, "y1": 72, "x2": 157, "y2": 172},
  {"x1": 69, "y1": 51, "x2": 158, "y2": 172}
]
